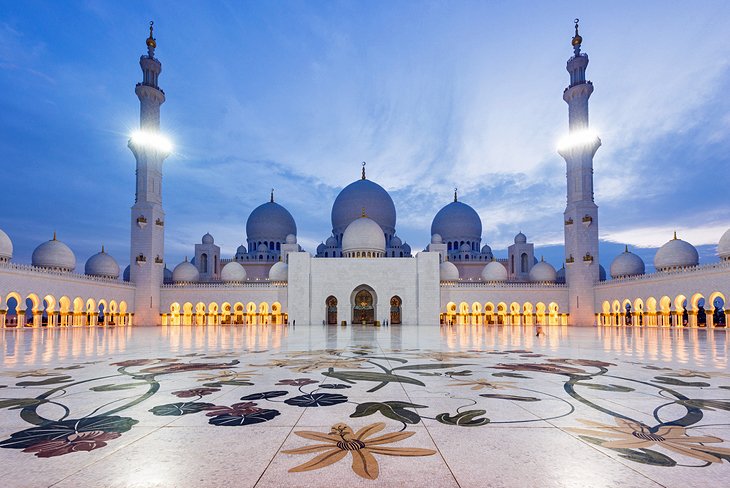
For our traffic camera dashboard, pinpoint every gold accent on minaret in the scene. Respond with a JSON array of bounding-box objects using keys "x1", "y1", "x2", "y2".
[
  {"x1": 572, "y1": 18, "x2": 582, "y2": 47},
  {"x1": 361, "y1": 161, "x2": 366, "y2": 180},
  {"x1": 146, "y1": 21, "x2": 156, "y2": 49},
  {"x1": 454, "y1": 188, "x2": 458, "y2": 202}
]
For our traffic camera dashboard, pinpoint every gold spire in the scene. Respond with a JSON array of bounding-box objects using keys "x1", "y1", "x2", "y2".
[
  {"x1": 361, "y1": 161, "x2": 366, "y2": 180},
  {"x1": 624, "y1": 244, "x2": 629, "y2": 253},
  {"x1": 270, "y1": 188, "x2": 274, "y2": 202},
  {"x1": 361, "y1": 207, "x2": 367, "y2": 218},
  {"x1": 101, "y1": 245, "x2": 105, "y2": 253},
  {"x1": 53, "y1": 231, "x2": 56, "y2": 241},
  {"x1": 454, "y1": 188, "x2": 458, "y2": 202},
  {"x1": 146, "y1": 21, "x2": 156, "y2": 49},
  {"x1": 673, "y1": 231, "x2": 677, "y2": 240},
  {"x1": 540, "y1": 255, "x2": 544, "y2": 262},
  {"x1": 572, "y1": 18, "x2": 582, "y2": 47}
]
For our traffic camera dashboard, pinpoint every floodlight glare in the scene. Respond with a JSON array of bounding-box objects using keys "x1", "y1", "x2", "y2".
[
  {"x1": 557, "y1": 129, "x2": 599, "y2": 152},
  {"x1": 130, "y1": 130, "x2": 173, "y2": 153}
]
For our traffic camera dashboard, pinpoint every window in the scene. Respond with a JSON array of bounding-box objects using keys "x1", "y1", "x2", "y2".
[{"x1": 521, "y1": 253, "x2": 528, "y2": 273}]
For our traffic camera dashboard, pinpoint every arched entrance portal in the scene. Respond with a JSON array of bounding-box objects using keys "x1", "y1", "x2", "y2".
[
  {"x1": 326, "y1": 296, "x2": 338, "y2": 325},
  {"x1": 352, "y1": 286, "x2": 376, "y2": 325},
  {"x1": 390, "y1": 296, "x2": 402, "y2": 324}
]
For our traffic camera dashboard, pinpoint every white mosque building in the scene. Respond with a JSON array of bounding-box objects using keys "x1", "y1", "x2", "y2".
[{"x1": 0, "y1": 21, "x2": 729, "y2": 329}]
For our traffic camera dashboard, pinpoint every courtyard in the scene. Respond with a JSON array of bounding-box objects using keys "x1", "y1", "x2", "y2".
[{"x1": 0, "y1": 324, "x2": 727, "y2": 487}]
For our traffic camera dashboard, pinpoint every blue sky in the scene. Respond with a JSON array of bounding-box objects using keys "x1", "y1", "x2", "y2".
[{"x1": 1, "y1": 0, "x2": 729, "y2": 273}]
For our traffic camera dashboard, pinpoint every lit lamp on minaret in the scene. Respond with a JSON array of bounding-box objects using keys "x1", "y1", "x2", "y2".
[
  {"x1": 558, "y1": 19, "x2": 601, "y2": 326},
  {"x1": 128, "y1": 21, "x2": 171, "y2": 326}
]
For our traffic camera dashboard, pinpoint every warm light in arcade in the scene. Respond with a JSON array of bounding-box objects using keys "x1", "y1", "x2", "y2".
[
  {"x1": 130, "y1": 130, "x2": 173, "y2": 153},
  {"x1": 557, "y1": 129, "x2": 599, "y2": 152}
]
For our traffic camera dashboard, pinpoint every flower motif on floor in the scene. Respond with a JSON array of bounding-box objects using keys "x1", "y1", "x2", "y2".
[
  {"x1": 204, "y1": 402, "x2": 260, "y2": 417},
  {"x1": 22, "y1": 430, "x2": 121, "y2": 458},
  {"x1": 277, "y1": 378, "x2": 319, "y2": 387},
  {"x1": 194, "y1": 370, "x2": 257, "y2": 383},
  {"x1": 282, "y1": 422, "x2": 436, "y2": 480},
  {"x1": 447, "y1": 378, "x2": 515, "y2": 390},
  {"x1": 171, "y1": 387, "x2": 220, "y2": 398},
  {"x1": 568, "y1": 418, "x2": 730, "y2": 463}
]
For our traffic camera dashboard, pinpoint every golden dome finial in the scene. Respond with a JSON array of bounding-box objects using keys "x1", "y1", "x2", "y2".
[
  {"x1": 361, "y1": 207, "x2": 367, "y2": 218},
  {"x1": 454, "y1": 187, "x2": 458, "y2": 202},
  {"x1": 270, "y1": 188, "x2": 274, "y2": 202},
  {"x1": 146, "y1": 21, "x2": 157, "y2": 49},
  {"x1": 572, "y1": 18, "x2": 582, "y2": 47},
  {"x1": 53, "y1": 231, "x2": 56, "y2": 241},
  {"x1": 673, "y1": 231, "x2": 677, "y2": 240},
  {"x1": 101, "y1": 245, "x2": 105, "y2": 253},
  {"x1": 624, "y1": 244, "x2": 629, "y2": 253},
  {"x1": 361, "y1": 161, "x2": 366, "y2": 180}
]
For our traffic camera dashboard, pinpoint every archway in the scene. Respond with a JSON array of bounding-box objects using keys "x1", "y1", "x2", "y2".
[
  {"x1": 390, "y1": 296, "x2": 402, "y2": 325},
  {"x1": 351, "y1": 286, "x2": 376, "y2": 325},
  {"x1": 326, "y1": 296, "x2": 338, "y2": 325}
]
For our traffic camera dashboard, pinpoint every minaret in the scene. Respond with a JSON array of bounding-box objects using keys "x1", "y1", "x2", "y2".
[
  {"x1": 558, "y1": 19, "x2": 601, "y2": 326},
  {"x1": 128, "y1": 22, "x2": 170, "y2": 326}
]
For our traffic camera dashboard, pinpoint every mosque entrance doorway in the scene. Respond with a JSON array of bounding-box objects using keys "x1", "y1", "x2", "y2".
[
  {"x1": 352, "y1": 286, "x2": 376, "y2": 325},
  {"x1": 326, "y1": 296, "x2": 338, "y2": 325},
  {"x1": 390, "y1": 296, "x2": 402, "y2": 324}
]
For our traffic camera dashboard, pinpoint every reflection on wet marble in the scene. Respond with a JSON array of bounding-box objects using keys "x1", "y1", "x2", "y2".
[{"x1": 0, "y1": 324, "x2": 728, "y2": 487}]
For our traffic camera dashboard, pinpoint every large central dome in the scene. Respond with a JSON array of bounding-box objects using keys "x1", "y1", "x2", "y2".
[
  {"x1": 431, "y1": 200, "x2": 482, "y2": 241},
  {"x1": 246, "y1": 201, "x2": 297, "y2": 241},
  {"x1": 331, "y1": 177, "x2": 396, "y2": 236}
]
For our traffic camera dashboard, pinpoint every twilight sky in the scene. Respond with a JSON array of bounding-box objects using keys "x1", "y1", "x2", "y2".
[{"x1": 1, "y1": 0, "x2": 729, "y2": 274}]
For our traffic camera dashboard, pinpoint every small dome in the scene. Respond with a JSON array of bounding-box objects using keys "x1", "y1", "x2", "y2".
[
  {"x1": 268, "y1": 261, "x2": 288, "y2": 281},
  {"x1": 459, "y1": 243, "x2": 471, "y2": 252},
  {"x1": 431, "y1": 201, "x2": 482, "y2": 242},
  {"x1": 84, "y1": 248, "x2": 120, "y2": 279},
  {"x1": 332, "y1": 178, "x2": 396, "y2": 235},
  {"x1": 403, "y1": 243, "x2": 411, "y2": 254},
  {"x1": 32, "y1": 235, "x2": 76, "y2": 272},
  {"x1": 317, "y1": 243, "x2": 326, "y2": 254},
  {"x1": 610, "y1": 246, "x2": 645, "y2": 278},
  {"x1": 481, "y1": 261, "x2": 507, "y2": 282},
  {"x1": 514, "y1": 232, "x2": 527, "y2": 244},
  {"x1": 246, "y1": 201, "x2": 297, "y2": 242},
  {"x1": 718, "y1": 228, "x2": 730, "y2": 260},
  {"x1": 202, "y1": 233, "x2": 214, "y2": 245},
  {"x1": 391, "y1": 235, "x2": 402, "y2": 247},
  {"x1": 556, "y1": 265, "x2": 566, "y2": 283},
  {"x1": 325, "y1": 235, "x2": 338, "y2": 247},
  {"x1": 529, "y1": 258, "x2": 556, "y2": 282},
  {"x1": 285, "y1": 234, "x2": 297, "y2": 244},
  {"x1": 654, "y1": 233, "x2": 699, "y2": 271},
  {"x1": 172, "y1": 259, "x2": 199, "y2": 283},
  {"x1": 481, "y1": 244, "x2": 492, "y2": 254},
  {"x1": 257, "y1": 243, "x2": 268, "y2": 253},
  {"x1": 431, "y1": 233, "x2": 443, "y2": 244},
  {"x1": 342, "y1": 216, "x2": 386, "y2": 256},
  {"x1": 164, "y1": 266, "x2": 173, "y2": 283},
  {"x1": 0, "y1": 228, "x2": 12, "y2": 261},
  {"x1": 123, "y1": 265, "x2": 131, "y2": 282},
  {"x1": 439, "y1": 261, "x2": 459, "y2": 281},
  {"x1": 221, "y1": 261, "x2": 247, "y2": 283}
]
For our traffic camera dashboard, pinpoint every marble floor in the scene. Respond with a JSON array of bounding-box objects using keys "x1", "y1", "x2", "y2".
[{"x1": 0, "y1": 324, "x2": 728, "y2": 488}]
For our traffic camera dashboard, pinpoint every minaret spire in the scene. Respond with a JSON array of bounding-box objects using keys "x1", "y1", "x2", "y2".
[
  {"x1": 558, "y1": 19, "x2": 601, "y2": 327},
  {"x1": 454, "y1": 188, "x2": 458, "y2": 202},
  {"x1": 361, "y1": 161, "x2": 366, "y2": 180},
  {"x1": 270, "y1": 188, "x2": 274, "y2": 202},
  {"x1": 129, "y1": 21, "x2": 170, "y2": 326}
]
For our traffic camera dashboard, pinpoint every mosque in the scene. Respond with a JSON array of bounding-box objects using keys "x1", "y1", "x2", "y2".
[{"x1": 0, "y1": 21, "x2": 729, "y2": 329}]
